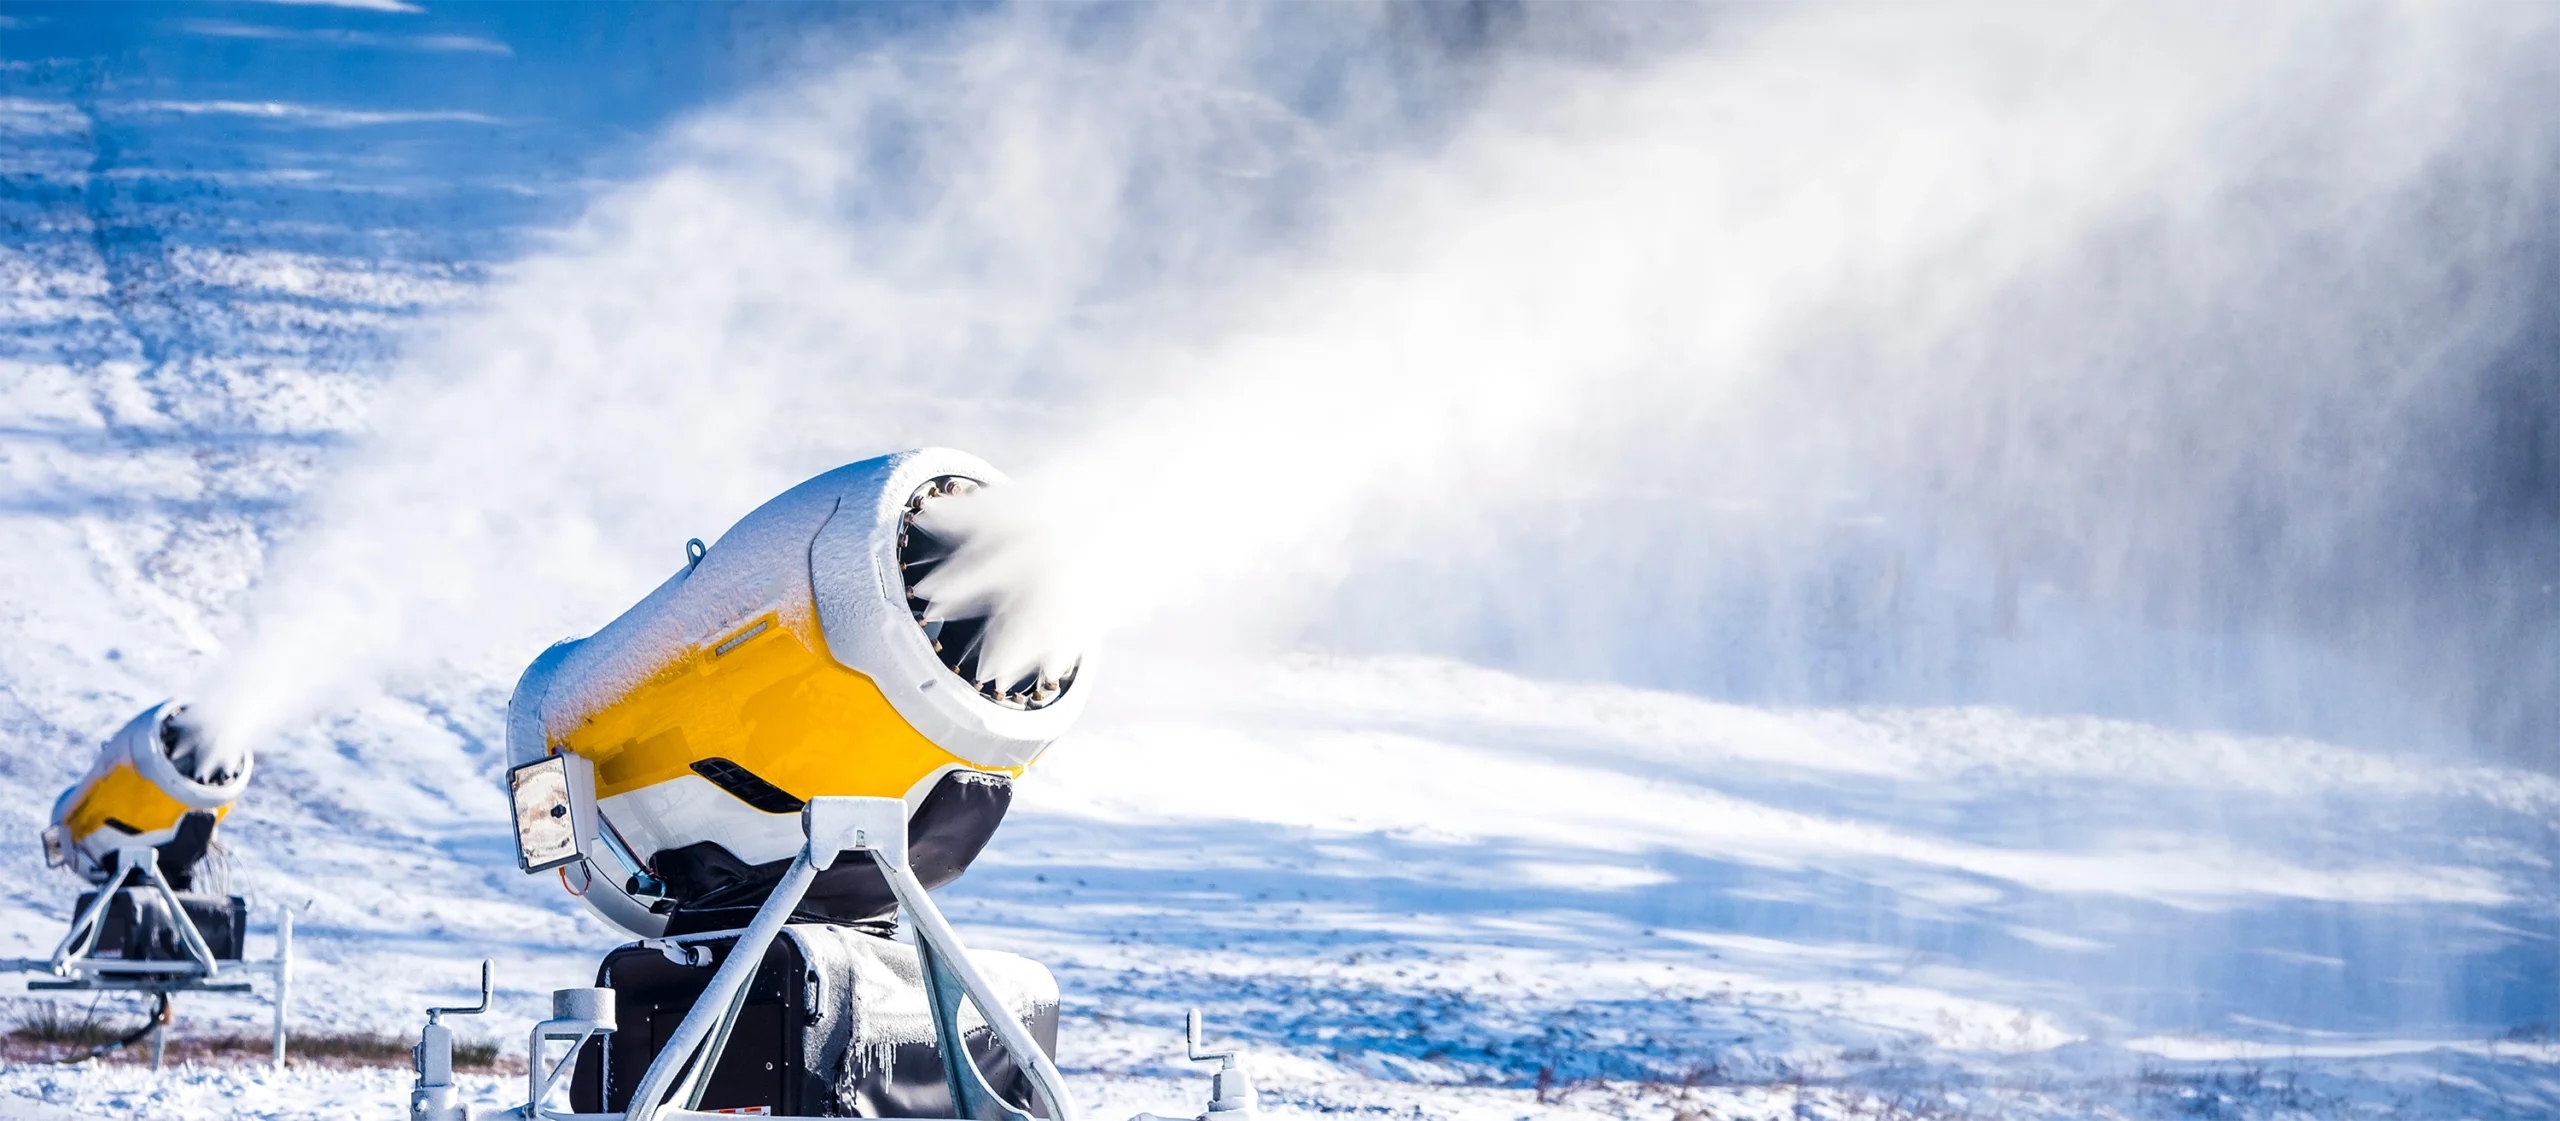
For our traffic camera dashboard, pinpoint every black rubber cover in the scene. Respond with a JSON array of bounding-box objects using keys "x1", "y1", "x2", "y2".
[
  {"x1": 96, "y1": 810, "x2": 221, "y2": 892},
  {"x1": 70, "y1": 889, "x2": 248, "y2": 962},
  {"x1": 654, "y1": 769, "x2": 1014, "y2": 936}
]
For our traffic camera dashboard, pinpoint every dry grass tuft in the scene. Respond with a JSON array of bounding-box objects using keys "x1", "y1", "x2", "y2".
[
  {"x1": 8, "y1": 999, "x2": 134, "y2": 1048},
  {"x1": 0, "y1": 998, "x2": 512, "y2": 1072}
]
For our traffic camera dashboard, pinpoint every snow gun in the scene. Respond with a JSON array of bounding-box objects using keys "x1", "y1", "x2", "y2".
[
  {"x1": 45, "y1": 700, "x2": 247, "y2": 884},
  {"x1": 410, "y1": 448, "x2": 1257, "y2": 1121},
  {"x1": 12, "y1": 701, "x2": 294, "y2": 1070}
]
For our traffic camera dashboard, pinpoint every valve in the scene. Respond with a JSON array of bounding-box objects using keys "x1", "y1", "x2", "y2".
[
  {"x1": 1185, "y1": 1008, "x2": 1258, "y2": 1119},
  {"x1": 410, "y1": 961, "x2": 491, "y2": 1121}
]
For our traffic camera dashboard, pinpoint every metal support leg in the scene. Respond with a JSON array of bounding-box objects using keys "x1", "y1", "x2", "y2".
[
  {"x1": 625, "y1": 853, "x2": 820, "y2": 1121},
  {"x1": 272, "y1": 905, "x2": 292, "y2": 1072},
  {"x1": 820, "y1": 797, "x2": 1080, "y2": 1121},
  {"x1": 918, "y1": 934, "x2": 1033, "y2": 1121},
  {"x1": 881, "y1": 846, "x2": 1079, "y2": 1121},
  {"x1": 677, "y1": 952, "x2": 762, "y2": 1113},
  {"x1": 49, "y1": 859, "x2": 141, "y2": 971}
]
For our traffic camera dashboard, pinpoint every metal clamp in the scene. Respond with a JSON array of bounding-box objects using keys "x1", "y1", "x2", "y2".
[{"x1": 639, "y1": 938, "x2": 711, "y2": 968}]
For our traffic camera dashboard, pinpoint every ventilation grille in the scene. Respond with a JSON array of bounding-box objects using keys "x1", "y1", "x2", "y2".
[{"x1": 690, "y1": 758, "x2": 806, "y2": 814}]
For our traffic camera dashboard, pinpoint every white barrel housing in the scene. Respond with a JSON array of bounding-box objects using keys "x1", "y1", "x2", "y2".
[{"x1": 507, "y1": 448, "x2": 1088, "y2": 937}]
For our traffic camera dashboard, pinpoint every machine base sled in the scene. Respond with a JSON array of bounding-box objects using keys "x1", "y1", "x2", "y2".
[{"x1": 413, "y1": 796, "x2": 1259, "y2": 1121}]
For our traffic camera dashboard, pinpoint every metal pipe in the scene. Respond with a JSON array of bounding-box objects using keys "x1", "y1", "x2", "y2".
[
  {"x1": 32, "y1": 960, "x2": 208, "y2": 975},
  {"x1": 594, "y1": 814, "x2": 661, "y2": 896},
  {"x1": 149, "y1": 1000, "x2": 167, "y2": 1073},
  {"x1": 272, "y1": 905, "x2": 292, "y2": 1072},
  {"x1": 677, "y1": 956, "x2": 761, "y2": 1113},
  {"x1": 51, "y1": 858, "x2": 140, "y2": 970}
]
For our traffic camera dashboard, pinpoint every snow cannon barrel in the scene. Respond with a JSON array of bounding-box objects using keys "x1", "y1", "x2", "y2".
[
  {"x1": 503, "y1": 448, "x2": 1088, "y2": 938},
  {"x1": 44, "y1": 700, "x2": 251, "y2": 887}
]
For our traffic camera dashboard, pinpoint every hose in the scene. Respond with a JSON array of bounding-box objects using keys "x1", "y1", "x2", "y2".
[{"x1": 54, "y1": 992, "x2": 170, "y2": 1064}]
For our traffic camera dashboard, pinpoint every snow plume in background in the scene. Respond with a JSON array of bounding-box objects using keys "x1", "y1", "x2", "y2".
[
  {"x1": 190, "y1": 4, "x2": 1427, "y2": 747},
  {"x1": 198, "y1": 4, "x2": 2560, "y2": 762}
]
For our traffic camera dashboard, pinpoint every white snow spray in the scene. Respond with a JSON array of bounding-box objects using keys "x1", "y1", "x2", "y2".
[
  {"x1": 196, "y1": 3, "x2": 2560, "y2": 766},
  {"x1": 904, "y1": 480, "x2": 1094, "y2": 698}
]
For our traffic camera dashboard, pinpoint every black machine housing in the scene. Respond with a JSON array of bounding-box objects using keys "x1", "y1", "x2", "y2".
[{"x1": 70, "y1": 890, "x2": 248, "y2": 965}]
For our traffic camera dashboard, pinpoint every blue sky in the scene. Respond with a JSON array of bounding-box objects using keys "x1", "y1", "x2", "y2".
[{"x1": 0, "y1": 1, "x2": 969, "y2": 260}]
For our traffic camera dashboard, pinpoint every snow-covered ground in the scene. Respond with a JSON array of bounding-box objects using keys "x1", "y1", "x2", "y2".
[
  {"x1": 0, "y1": 651, "x2": 2555, "y2": 1119},
  {"x1": 6, "y1": 10, "x2": 2560, "y2": 1121}
]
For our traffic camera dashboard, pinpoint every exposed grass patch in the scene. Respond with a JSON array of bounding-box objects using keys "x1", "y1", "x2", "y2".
[
  {"x1": 184, "y1": 1030, "x2": 509, "y2": 1072},
  {"x1": 271, "y1": 1030, "x2": 411, "y2": 1064},
  {"x1": 0, "y1": 999, "x2": 510, "y2": 1072},
  {"x1": 8, "y1": 998, "x2": 137, "y2": 1049}
]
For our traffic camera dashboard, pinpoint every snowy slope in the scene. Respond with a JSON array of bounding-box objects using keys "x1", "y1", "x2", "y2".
[
  {"x1": 1, "y1": 651, "x2": 2556, "y2": 1119},
  {"x1": 958, "y1": 652, "x2": 2560, "y2": 1118},
  {"x1": 0, "y1": 85, "x2": 588, "y2": 1056}
]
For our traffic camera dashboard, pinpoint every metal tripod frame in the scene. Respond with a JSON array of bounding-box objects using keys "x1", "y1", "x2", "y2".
[
  {"x1": 615, "y1": 796, "x2": 1080, "y2": 1121},
  {"x1": 2, "y1": 845, "x2": 294, "y2": 1071}
]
